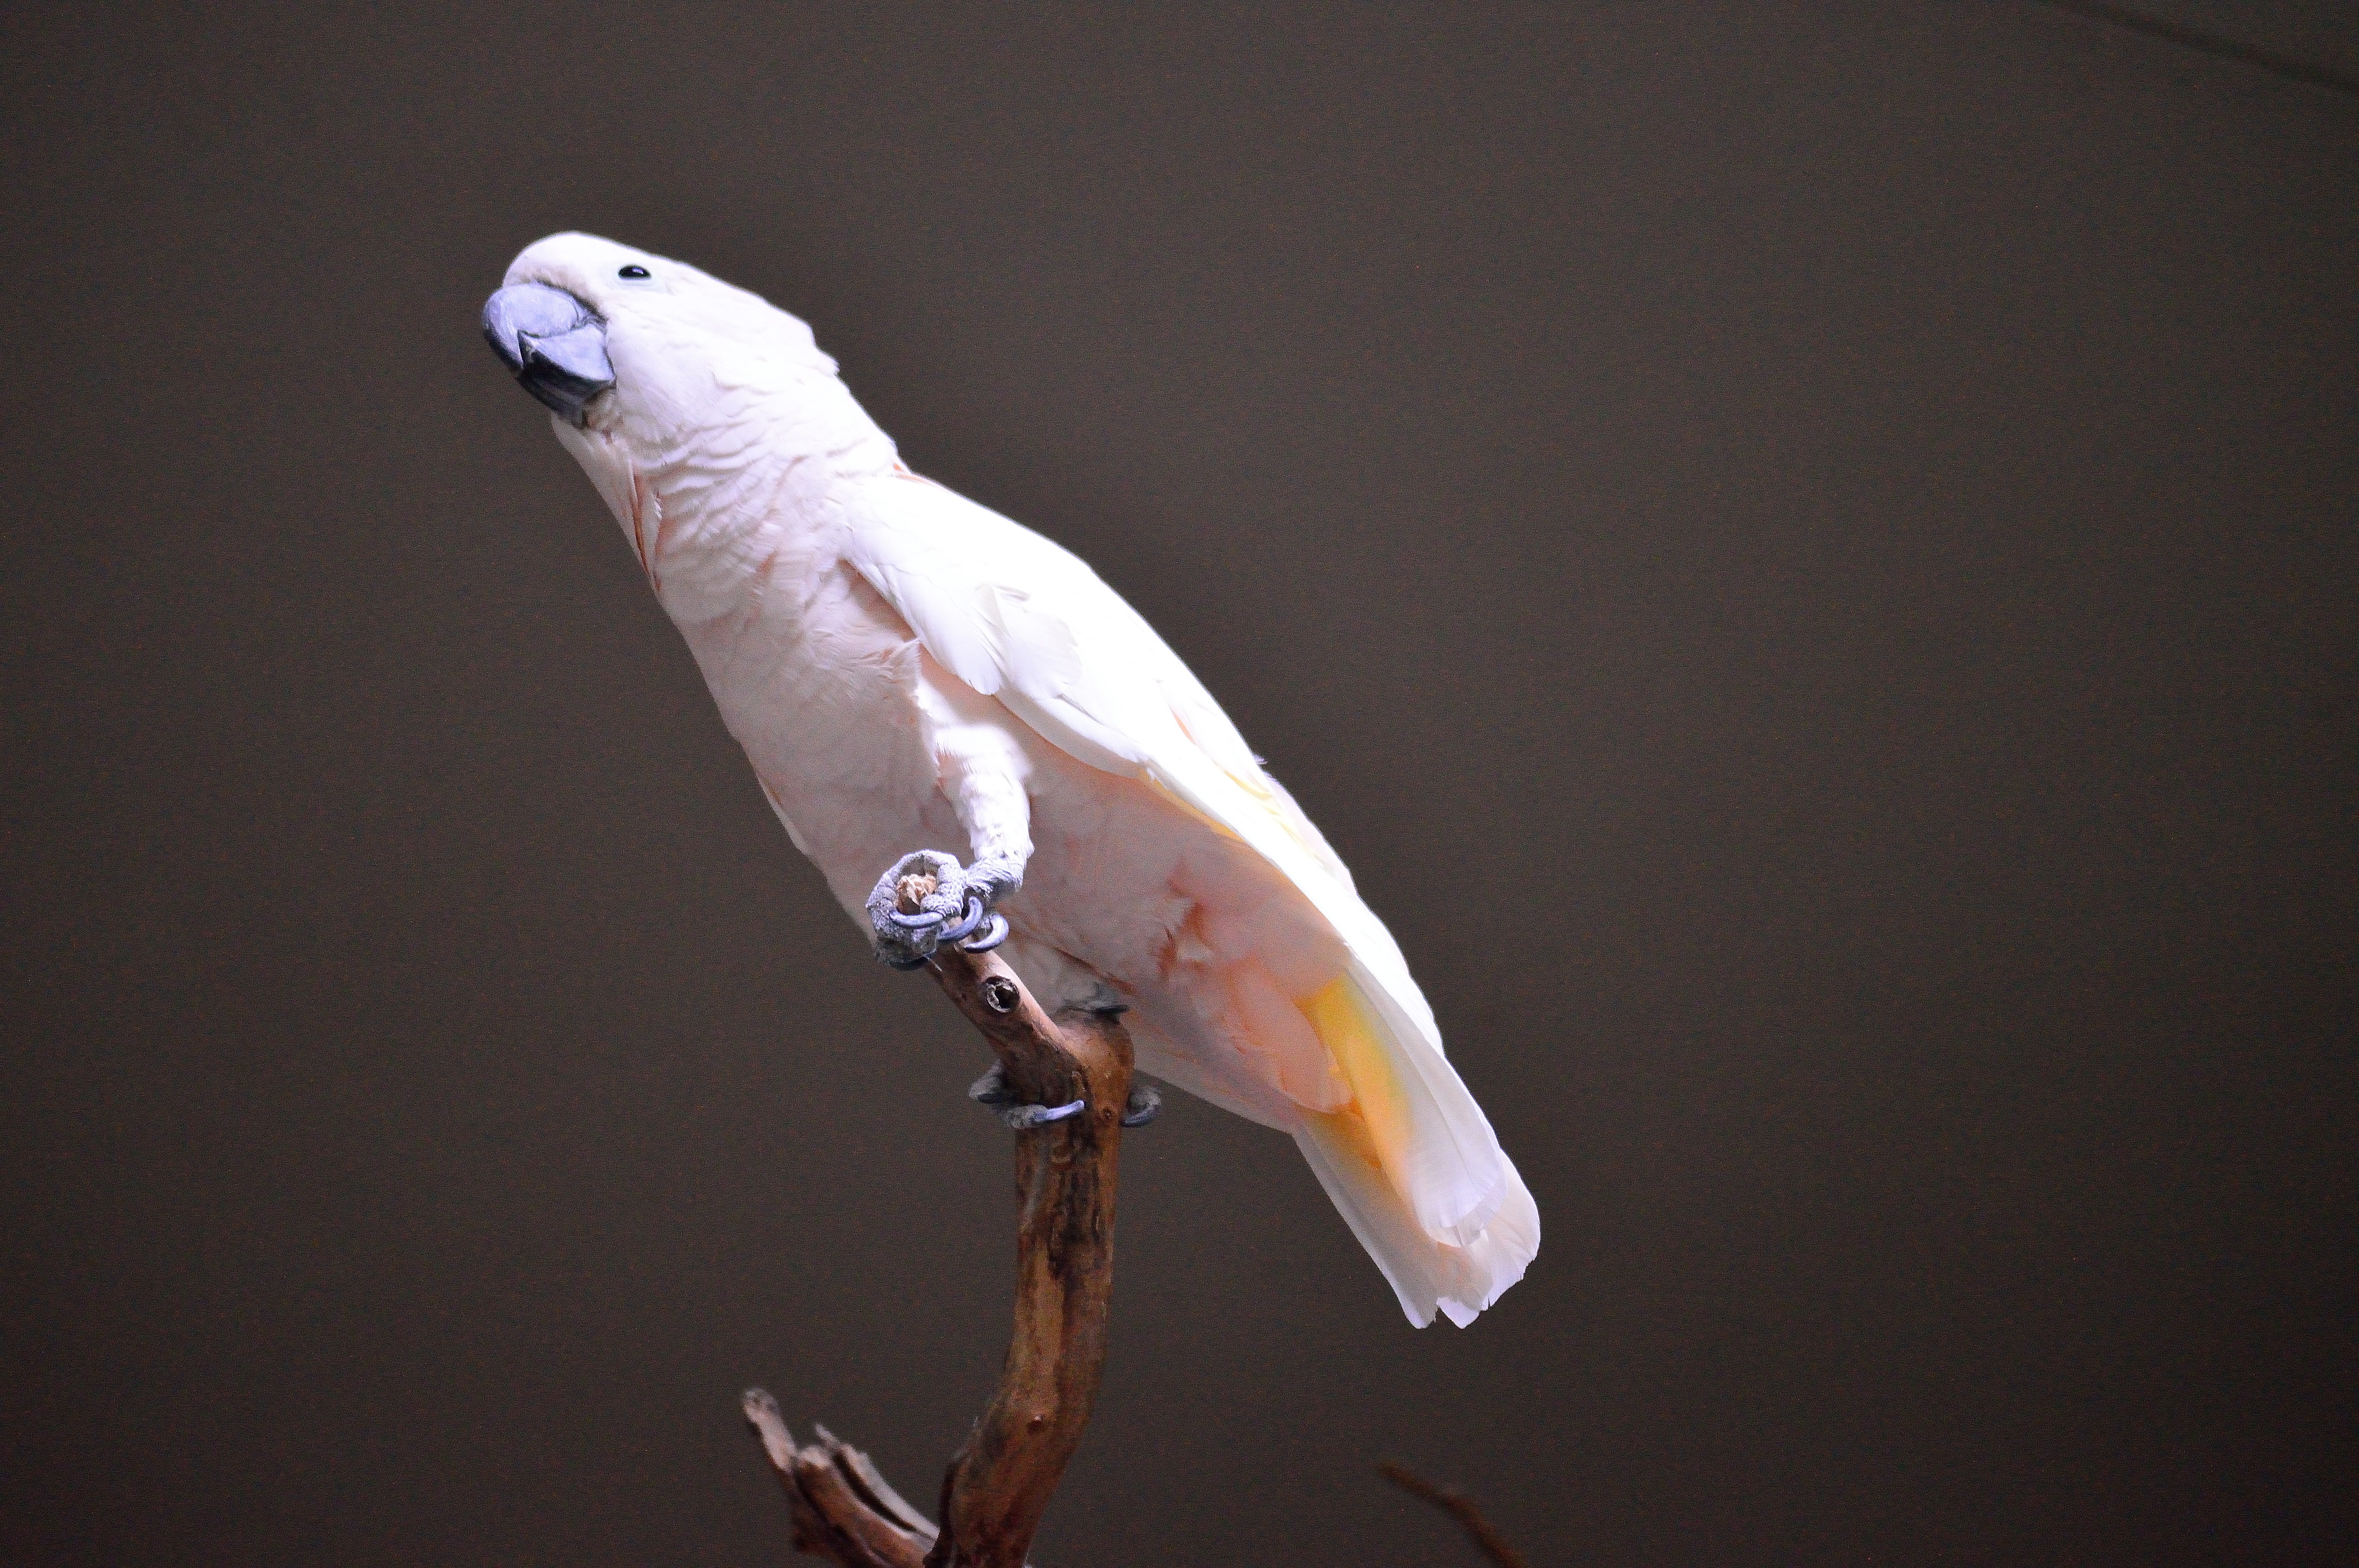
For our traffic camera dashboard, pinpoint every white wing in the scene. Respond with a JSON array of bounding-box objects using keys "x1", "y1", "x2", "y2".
[{"x1": 842, "y1": 472, "x2": 1516, "y2": 1258}]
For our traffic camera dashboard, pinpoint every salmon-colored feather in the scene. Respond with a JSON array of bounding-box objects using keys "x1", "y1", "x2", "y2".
[{"x1": 503, "y1": 230, "x2": 1537, "y2": 1326}]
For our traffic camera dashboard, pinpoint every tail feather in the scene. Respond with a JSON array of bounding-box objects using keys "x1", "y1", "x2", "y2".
[
  {"x1": 1296, "y1": 1111, "x2": 1538, "y2": 1327},
  {"x1": 1305, "y1": 964, "x2": 1515, "y2": 1245},
  {"x1": 1121, "y1": 719, "x2": 1538, "y2": 1321},
  {"x1": 1292, "y1": 965, "x2": 1538, "y2": 1326}
]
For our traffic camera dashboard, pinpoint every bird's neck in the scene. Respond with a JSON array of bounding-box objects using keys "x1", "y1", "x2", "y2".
[{"x1": 571, "y1": 378, "x2": 898, "y2": 626}]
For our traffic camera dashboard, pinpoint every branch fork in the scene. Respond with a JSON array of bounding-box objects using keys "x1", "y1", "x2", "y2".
[
  {"x1": 742, "y1": 878, "x2": 1533, "y2": 1566},
  {"x1": 747, "y1": 888, "x2": 1135, "y2": 1568}
]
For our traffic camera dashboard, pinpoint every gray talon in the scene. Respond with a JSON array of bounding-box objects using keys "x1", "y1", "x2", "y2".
[
  {"x1": 938, "y1": 896, "x2": 989, "y2": 943},
  {"x1": 1121, "y1": 1084, "x2": 1162, "y2": 1127},
  {"x1": 959, "y1": 910, "x2": 1009, "y2": 952},
  {"x1": 865, "y1": 850, "x2": 1018, "y2": 967},
  {"x1": 865, "y1": 849, "x2": 965, "y2": 965},
  {"x1": 972, "y1": 1065, "x2": 1084, "y2": 1129},
  {"x1": 1003, "y1": 1098, "x2": 1087, "y2": 1130}
]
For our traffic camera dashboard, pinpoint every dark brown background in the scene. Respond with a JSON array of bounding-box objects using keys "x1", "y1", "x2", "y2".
[{"x1": 4, "y1": 3, "x2": 2353, "y2": 1563}]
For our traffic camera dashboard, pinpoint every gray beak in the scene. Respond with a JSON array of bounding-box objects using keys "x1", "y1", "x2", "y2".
[{"x1": 482, "y1": 283, "x2": 614, "y2": 426}]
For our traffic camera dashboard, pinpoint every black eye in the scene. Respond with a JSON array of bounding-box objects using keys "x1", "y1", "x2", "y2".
[{"x1": 618, "y1": 264, "x2": 650, "y2": 279}]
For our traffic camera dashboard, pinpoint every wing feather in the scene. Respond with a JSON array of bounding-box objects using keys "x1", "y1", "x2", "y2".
[{"x1": 844, "y1": 473, "x2": 1512, "y2": 1246}]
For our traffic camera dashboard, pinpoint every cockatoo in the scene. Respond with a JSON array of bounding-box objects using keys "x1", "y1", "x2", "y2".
[{"x1": 482, "y1": 233, "x2": 1537, "y2": 1326}]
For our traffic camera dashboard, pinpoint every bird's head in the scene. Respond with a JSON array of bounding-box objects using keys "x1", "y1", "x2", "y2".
[{"x1": 482, "y1": 232, "x2": 836, "y2": 436}]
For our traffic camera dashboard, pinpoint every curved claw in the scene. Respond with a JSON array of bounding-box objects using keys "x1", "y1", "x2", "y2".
[
  {"x1": 1004, "y1": 1098, "x2": 1087, "y2": 1130},
  {"x1": 968, "y1": 1064, "x2": 1015, "y2": 1107},
  {"x1": 1120, "y1": 1084, "x2": 1163, "y2": 1127},
  {"x1": 937, "y1": 894, "x2": 990, "y2": 944},
  {"x1": 958, "y1": 911, "x2": 1009, "y2": 953},
  {"x1": 886, "y1": 906, "x2": 948, "y2": 931}
]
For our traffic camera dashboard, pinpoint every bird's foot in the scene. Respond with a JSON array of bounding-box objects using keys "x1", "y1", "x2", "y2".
[
  {"x1": 967, "y1": 1064, "x2": 1086, "y2": 1129},
  {"x1": 865, "y1": 850, "x2": 1016, "y2": 968},
  {"x1": 1120, "y1": 1083, "x2": 1163, "y2": 1127},
  {"x1": 967, "y1": 1065, "x2": 1160, "y2": 1130}
]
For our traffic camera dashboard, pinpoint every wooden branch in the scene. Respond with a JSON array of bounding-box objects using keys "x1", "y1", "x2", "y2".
[
  {"x1": 930, "y1": 991, "x2": 1131, "y2": 1566},
  {"x1": 743, "y1": 1392, "x2": 932, "y2": 1568},
  {"x1": 1379, "y1": 1461, "x2": 1533, "y2": 1568},
  {"x1": 747, "y1": 907, "x2": 1134, "y2": 1568}
]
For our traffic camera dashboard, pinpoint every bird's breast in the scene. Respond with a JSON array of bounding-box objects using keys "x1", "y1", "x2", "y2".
[{"x1": 677, "y1": 538, "x2": 950, "y2": 909}]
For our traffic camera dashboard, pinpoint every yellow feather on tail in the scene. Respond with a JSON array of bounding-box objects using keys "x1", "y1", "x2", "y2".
[{"x1": 1290, "y1": 971, "x2": 1539, "y2": 1327}]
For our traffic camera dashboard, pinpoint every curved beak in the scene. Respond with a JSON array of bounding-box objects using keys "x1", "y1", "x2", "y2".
[{"x1": 482, "y1": 283, "x2": 614, "y2": 426}]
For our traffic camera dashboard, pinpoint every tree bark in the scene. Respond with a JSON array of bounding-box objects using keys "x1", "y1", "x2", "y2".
[{"x1": 747, "y1": 932, "x2": 1134, "y2": 1568}]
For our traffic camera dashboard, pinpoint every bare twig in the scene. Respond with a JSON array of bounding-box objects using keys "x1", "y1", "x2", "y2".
[
  {"x1": 1380, "y1": 1461, "x2": 1534, "y2": 1568},
  {"x1": 744, "y1": 1391, "x2": 932, "y2": 1568},
  {"x1": 746, "y1": 900, "x2": 1135, "y2": 1568},
  {"x1": 2033, "y1": 0, "x2": 2359, "y2": 99}
]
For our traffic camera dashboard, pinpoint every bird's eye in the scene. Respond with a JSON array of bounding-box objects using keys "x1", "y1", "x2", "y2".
[{"x1": 618, "y1": 264, "x2": 650, "y2": 279}]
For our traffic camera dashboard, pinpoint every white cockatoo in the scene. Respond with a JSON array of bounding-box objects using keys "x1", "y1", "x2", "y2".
[{"x1": 483, "y1": 233, "x2": 1536, "y2": 1326}]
